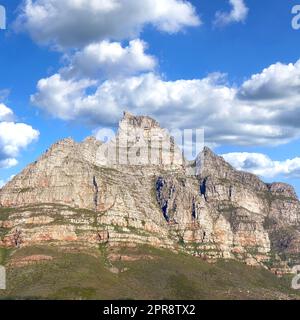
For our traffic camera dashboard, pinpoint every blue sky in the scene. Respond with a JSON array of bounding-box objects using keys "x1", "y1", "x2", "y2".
[{"x1": 1, "y1": 0, "x2": 300, "y2": 195}]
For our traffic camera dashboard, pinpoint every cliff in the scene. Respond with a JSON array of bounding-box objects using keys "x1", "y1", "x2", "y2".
[{"x1": 0, "y1": 112, "x2": 299, "y2": 275}]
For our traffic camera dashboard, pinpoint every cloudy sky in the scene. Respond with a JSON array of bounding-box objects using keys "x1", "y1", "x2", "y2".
[{"x1": 1, "y1": 0, "x2": 300, "y2": 195}]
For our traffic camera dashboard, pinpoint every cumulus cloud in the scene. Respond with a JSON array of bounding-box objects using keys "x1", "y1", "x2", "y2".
[
  {"x1": 215, "y1": 0, "x2": 249, "y2": 26},
  {"x1": 239, "y1": 60, "x2": 300, "y2": 100},
  {"x1": 0, "y1": 103, "x2": 14, "y2": 121},
  {"x1": 16, "y1": 0, "x2": 200, "y2": 48},
  {"x1": 63, "y1": 39, "x2": 156, "y2": 79},
  {"x1": 32, "y1": 58, "x2": 300, "y2": 146},
  {"x1": 0, "y1": 158, "x2": 18, "y2": 169},
  {"x1": 21, "y1": 0, "x2": 298, "y2": 149},
  {"x1": 222, "y1": 152, "x2": 300, "y2": 179},
  {"x1": 237, "y1": 60, "x2": 300, "y2": 130},
  {"x1": 32, "y1": 74, "x2": 98, "y2": 122},
  {"x1": 0, "y1": 104, "x2": 40, "y2": 169},
  {"x1": 32, "y1": 73, "x2": 123, "y2": 125}
]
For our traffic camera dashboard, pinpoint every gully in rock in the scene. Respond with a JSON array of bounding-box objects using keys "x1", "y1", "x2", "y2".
[
  {"x1": 93, "y1": 176, "x2": 99, "y2": 211},
  {"x1": 192, "y1": 198, "x2": 197, "y2": 220},
  {"x1": 229, "y1": 186, "x2": 233, "y2": 200},
  {"x1": 200, "y1": 178, "x2": 208, "y2": 201}
]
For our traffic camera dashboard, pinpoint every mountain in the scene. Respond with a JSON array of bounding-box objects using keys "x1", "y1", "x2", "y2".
[{"x1": 0, "y1": 112, "x2": 300, "y2": 299}]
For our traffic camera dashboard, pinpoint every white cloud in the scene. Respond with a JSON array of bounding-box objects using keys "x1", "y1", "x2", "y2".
[
  {"x1": 22, "y1": 0, "x2": 299, "y2": 151},
  {"x1": 32, "y1": 74, "x2": 97, "y2": 122},
  {"x1": 32, "y1": 58, "x2": 300, "y2": 147},
  {"x1": 63, "y1": 39, "x2": 156, "y2": 79},
  {"x1": 0, "y1": 103, "x2": 14, "y2": 121},
  {"x1": 0, "y1": 104, "x2": 40, "y2": 169},
  {"x1": 237, "y1": 60, "x2": 300, "y2": 130},
  {"x1": 0, "y1": 122, "x2": 39, "y2": 157},
  {"x1": 222, "y1": 152, "x2": 300, "y2": 179},
  {"x1": 0, "y1": 158, "x2": 18, "y2": 169},
  {"x1": 215, "y1": 0, "x2": 249, "y2": 26},
  {"x1": 32, "y1": 73, "x2": 121, "y2": 125},
  {"x1": 239, "y1": 60, "x2": 300, "y2": 100},
  {"x1": 16, "y1": 0, "x2": 200, "y2": 48}
]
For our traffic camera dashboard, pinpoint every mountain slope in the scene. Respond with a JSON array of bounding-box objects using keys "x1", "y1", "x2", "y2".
[
  {"x1": 0, "y1": 112, "x2": 300, "y2": 299},
  {"x1": 0, "y1": 245, "x2": 299, "y2": 300}
]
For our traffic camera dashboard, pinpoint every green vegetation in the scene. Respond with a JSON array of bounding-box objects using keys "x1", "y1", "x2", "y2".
[
  {"x1": 18, "y1": 188, "x2": 33, "y2": 194},
  {"x1": 259, "y1": 191, "x2": 297, "y2": 209},
  {"x1": 0, "y1": 228, "x2": 10, "y2": 241},
  {"x1": 0, "y1": 207, "x2": 14, "y2": 221},
  {"x1": 268, "y1": 226, "x2": 300, "y2": 267},
  {"x1": 263, "y1": 216, "x2": 278, "y2": 230},
  {"x1": 0, "y1": 248, "x2": 11, "y2": 265},
  {"x1": 0, "y1": 245, "x2": 299, "y2": 300}
]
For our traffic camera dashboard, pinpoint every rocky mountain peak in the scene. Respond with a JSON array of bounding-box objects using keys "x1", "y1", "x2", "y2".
[
  {"x1": 82, "y1": 136, "x2": 98, "y2": 144},
  {"x1": 267, "y1": 182, "x2": 298, "y2": 200},
  {"x1": 47, "y1": 137, "x2": 75, "y2": 151},
  {"x1": 95, "y1": 111, "x2": 186, "y2": 169},
  {"x1": 0, "y1": 112, "x2": 300, "y2": 277},
  {"x1": 121, "y1": 111, "x2": 160, "y2": 129}
]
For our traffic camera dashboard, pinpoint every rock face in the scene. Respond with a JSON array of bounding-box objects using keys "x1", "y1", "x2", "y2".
[
  {"x1": 95, "y1": 111, "x2": 185, "y2": 169},
  {"x1": 0, "y1": 112, "x2": 300, "y2": 273}
]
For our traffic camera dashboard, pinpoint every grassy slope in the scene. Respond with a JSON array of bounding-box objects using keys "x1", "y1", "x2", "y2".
[{"x1": 0, "y1": 245, "x2": 299, "y2": 300}]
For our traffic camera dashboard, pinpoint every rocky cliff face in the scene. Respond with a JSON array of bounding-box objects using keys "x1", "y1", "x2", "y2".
[{"x1": 0, "y1": 112, "x2": 299, "y2": 274}]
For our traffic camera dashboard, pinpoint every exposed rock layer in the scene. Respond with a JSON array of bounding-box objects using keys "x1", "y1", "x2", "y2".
[{"x1": 0, "y1": 112, "x2": 299, "y2": 273}]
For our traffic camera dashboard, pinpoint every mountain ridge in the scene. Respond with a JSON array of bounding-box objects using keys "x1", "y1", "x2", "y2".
[{"x1": 0, "y1": 112, "x2": 300, "y2": 281}]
